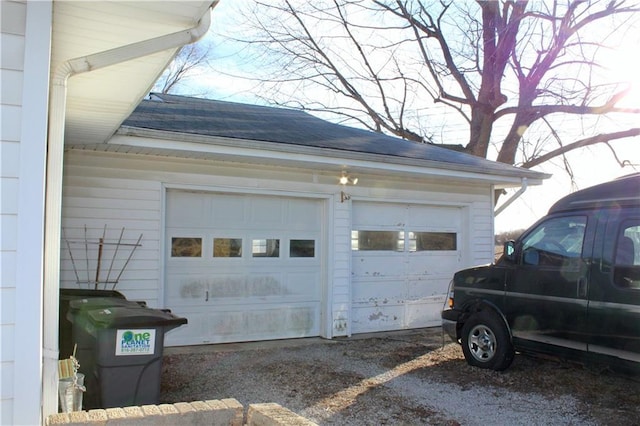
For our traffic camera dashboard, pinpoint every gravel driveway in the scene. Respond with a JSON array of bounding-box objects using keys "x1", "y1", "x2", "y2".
[{"x1": 160, "y1": 327, "x2": 639, "y2": 425}]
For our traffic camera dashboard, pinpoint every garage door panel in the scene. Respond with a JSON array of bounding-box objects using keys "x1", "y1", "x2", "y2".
[
  {"x1": 406, "y1": 253, "x2": 459, "y2": 275},
  {"x1": 407, "y1": 205, "x2": 461, "y2": 228},
  {"x1": 212, "y1": 195, "x2": 245, "y2": 226},
  {"x1": 352, "y1": 279, "x2": 405, "y2": 304},
  {"x1": 285, "y1": 272, "x2": 321, "y2": 298},
  {"x1": 166, "y1": 272, "x2": 256, "y2": 304},
  {"x1": 352, "y1": 201, "x2": 463, "y2": 334},
  {"x1": 165, "y1": 190, "x2": 323, "y2": 345},
  {"x1": 287, "y1": 199, "x2": 323, "y2": 230},
  {"x1": 242, "y1": 271, "x2": 287, "y2": 296},
  {"x1": 167, "y1": 271, "x2": 320, "y2": 302},
  {"x1": 352, "y1": 304, "x2": 404, "y2": 333},
  {"x1": 165, "y1": 275, "x2": 207, "y2": 304},
  {"x1": 247, "y1": 304, "x2": 318, "y2": 335},
  {"x1": 163, "y1": 310, "x2": 217, "y2": 346},
  {"x1": 352, "y1": 253, "x2": 405, "y2": 277},
  {"x1": 210, "y1": 311, "x2": 246, "y2": 337},
  {"x1": 245, "y1": 271, "x2": 320, "y2": 299},
  {"x1": 166, "y1": 192, "x2": 210, "y2": 226},
  {"x1": 164, "y1": 308, "x2": 247, "y2": 345},
  {"x1": 405, "y1": 298, "x2": 445, "y2": 327},
  {"x1": 407, "y1": 277, "x2": 450, "y2": 298},
  {"x1": 352, "y1": 202, "x2": 406, "y2": 226},
  {"x1": 165, "y1": 303, "x2": 320, "y2": 345},
  {"x1": 352, "y1": 296, "x2": 445, "y2": 332},
  {"x1": 249, "y1": 197, "x2": 284, "y2": 226}
]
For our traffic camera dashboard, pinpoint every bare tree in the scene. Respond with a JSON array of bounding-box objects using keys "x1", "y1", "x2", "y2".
[
  {"x1": 153, "y1": 42, "x2": 213, "y2": 95},
  {"x1": 220, "y1": 0, "x2": 640, "y2": 178}
]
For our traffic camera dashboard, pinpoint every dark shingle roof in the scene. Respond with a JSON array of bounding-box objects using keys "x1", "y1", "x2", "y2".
[{"x1": 120, "y1": 93, "x2": 545, "y2": 178}]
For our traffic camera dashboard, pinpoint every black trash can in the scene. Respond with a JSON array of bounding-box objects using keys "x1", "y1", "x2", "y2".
[
  {"x1": 59, "y1": 289, "x2": 127, "y2": 360},
  {"x1": 66, "y1": 297, "x2": 147, "y2": 409},
  {"x1": 70, "y1": 305, "x2": 187, "y2": 408}
]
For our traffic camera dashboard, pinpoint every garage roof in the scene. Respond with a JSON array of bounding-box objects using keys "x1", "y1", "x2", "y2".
[{"x1": 112, "y1": 93, "x2": 548, "y2": 183}]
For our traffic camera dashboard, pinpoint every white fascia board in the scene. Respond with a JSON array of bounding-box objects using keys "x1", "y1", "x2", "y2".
[{"x1": 107, "y1": 129, "x2": 548, "y2": 187}]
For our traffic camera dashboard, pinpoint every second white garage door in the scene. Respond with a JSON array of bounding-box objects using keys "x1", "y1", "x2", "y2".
[
  {"x1": 164, "y1": 190, "x2": 324, "y2": 346},
  {"x1": 351, "y1": 202, "x2": 463, "y2": 333}
]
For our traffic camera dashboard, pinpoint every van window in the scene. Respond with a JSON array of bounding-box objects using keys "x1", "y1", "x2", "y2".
[
  {"x1": 613, "y1": 221, "x2": 640, "y2": 289},
  {"x1": 520, "y1": 216, "x2": 586, "y2": 267}
]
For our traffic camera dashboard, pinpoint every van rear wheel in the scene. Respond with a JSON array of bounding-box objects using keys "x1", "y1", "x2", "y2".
[{"x1": 461, "y1": 311, "x2": 514, "y2": 371}]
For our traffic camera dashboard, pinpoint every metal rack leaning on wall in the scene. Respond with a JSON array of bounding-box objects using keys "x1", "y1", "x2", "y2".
[{"x1": 62, "y1": 225, "x2": 143, "y2": 290}]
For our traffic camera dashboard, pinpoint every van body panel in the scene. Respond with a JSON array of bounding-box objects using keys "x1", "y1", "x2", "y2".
[
  {"x1": 443, "y1": 174, "x2": 640, "y2": 371},
  {"x1": 455, "y1": 265, "x2": 507, "y2": 307},
  {"x1": 504, "y1": 213, "x2": 593, "y2": 353},
  {"x1": 587, "y1": 207, "x2": 640, "y2": 364}
]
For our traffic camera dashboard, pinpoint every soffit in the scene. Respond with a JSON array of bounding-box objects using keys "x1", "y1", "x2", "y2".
[{"x1": 51, "y1": 0, "x2": 214, "y2": 145}]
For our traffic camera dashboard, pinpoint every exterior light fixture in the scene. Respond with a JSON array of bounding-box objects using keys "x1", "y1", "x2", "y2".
[
  {"x1": 339, "y1": 172, "x2": 358, "y2": 203},
  {"x1": 340, "y1": 172, "x2": 358, "y2": 186}
]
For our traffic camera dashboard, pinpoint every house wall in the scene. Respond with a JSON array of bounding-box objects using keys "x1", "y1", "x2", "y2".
[
  {"x1": 61, "y1": 150, "x2": 494, "y2": 340},
  {"x1": 1, "y1": 1, "x2": 52, "y2": 424}
]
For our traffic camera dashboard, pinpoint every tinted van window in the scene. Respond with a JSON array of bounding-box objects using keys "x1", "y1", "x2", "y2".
[
  {"x1": 613, "y1": 221, "x2": 640, "y2": 289},
  {"x1": 521, "y1": 216, "x2": 586, "y2": 266}
]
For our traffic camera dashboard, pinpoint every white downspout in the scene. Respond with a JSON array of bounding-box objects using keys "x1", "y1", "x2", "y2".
[
  {"x1": 494, "y1": 177, "x2": 528, "y2": 216},
  {"x1": 42, "y1": 8, "x2": 213, "y2": 419}
]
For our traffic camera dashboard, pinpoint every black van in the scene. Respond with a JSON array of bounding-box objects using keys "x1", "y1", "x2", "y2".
[{"x1": 441, "y1": 173, "x2": 640, "y2": 371}]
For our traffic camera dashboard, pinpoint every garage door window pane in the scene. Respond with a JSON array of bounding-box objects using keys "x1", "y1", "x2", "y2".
[
  {"x1": 213, "y1": 238, "x2": 242, "y2": 257},
  {"x1": 351, "y1": 231, "x2": 401, "y2": 251},
  {"x1": 171, "y1": 237, "x2": 202, "y2": 257},
  {"x1": 253, "y1": 239, "x2": 280, "y2": 257},
  {"x1": 290, "y1": 239, "x2": 315, "y2": 257},
  {"x1": 410, "y1": 232, "x2": 457, "y2": 251}
]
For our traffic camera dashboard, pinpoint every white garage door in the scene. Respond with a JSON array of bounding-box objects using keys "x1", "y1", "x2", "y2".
[
  {"x1": 351, "y1": 202, "x2": 463, "y2": 333},
  {"x1": 164, "y1": 190, "x2": 323, "y2": 346}
]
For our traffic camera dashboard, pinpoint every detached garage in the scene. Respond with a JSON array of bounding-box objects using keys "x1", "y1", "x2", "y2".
[{"x1": 60, "y1": 93, "x2": 547, "y2": 346}]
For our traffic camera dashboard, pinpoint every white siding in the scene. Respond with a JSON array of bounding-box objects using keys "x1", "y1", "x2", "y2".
[
  {"x1": 1, "y1": 1, "x2": 51, "y2": 424},
  {"x1": 1, "y1": 2, "x2": 26, "y2": 424},
  {"x1": 331, "y1": 199, "x2": 352, "y2": 336},
  {"x1": 472, "y1": 196, "x2": 496, "y2": 265},
  {"x1": 61, "y1": 175, "x2": 163, "y2": 304}
]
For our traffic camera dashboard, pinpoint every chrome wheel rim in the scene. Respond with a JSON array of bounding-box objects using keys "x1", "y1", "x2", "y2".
[{"x1": 468, "y1": 324, "x2": 496, "y2": 362}]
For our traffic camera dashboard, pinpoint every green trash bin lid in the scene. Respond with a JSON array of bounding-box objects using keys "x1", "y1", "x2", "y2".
[
  {"x1": 84, "y1": 306, "x2": 187, "y2": 329},
  {"x1": 67, "y1": 297, "x2": 144, "y2": 322},
  {"x1": 69, "y1": 297, "x2": 141, "y2": 311}
]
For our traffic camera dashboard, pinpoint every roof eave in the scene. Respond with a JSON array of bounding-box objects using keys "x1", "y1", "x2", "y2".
[
  {"x1": 101, "y1": 127, "x2": 550, "y2": 186},
  {"x1": 53, "y1": 1, "x2": 218, "y2": 146}
]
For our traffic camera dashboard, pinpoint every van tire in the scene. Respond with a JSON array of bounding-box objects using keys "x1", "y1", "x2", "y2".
[{"x1": 461, "y1": 311, "x2": 514, "y2": 371}]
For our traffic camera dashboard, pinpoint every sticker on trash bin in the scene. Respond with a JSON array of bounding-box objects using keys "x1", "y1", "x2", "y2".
[{"x1": 115, "y1": 329, "x2": 156, "y2": 356}]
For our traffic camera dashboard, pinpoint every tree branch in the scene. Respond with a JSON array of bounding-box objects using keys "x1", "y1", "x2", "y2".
[{"x1": 521, "y1": 128, "x2": 640, "y2": 168}]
